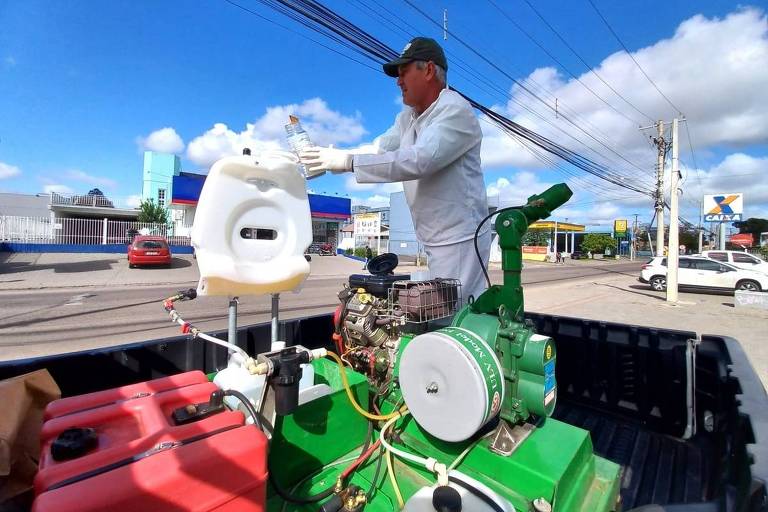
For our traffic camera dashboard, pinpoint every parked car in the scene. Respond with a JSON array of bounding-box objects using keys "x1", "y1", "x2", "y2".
[
  {"x1": 700, "y1": 250, "x2": 768, "y2": 275},
  {"x1": 639, "y1": 256, "x2": 768, "y2": 293},
  {"x1": 570, "y1": 251, "x2": 585, "y2": 259},
  {"x1": 128, "y1": 236, "x2": 172, "y2": 268}
]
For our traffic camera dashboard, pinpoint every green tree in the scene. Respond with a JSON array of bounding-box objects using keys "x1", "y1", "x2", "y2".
[
  {"x1": 137, "y1": 199, "x2": 169, "y2": 224},
  {"x1": 522, "y1": 230, "x2": 549, "y2": 246},
  {"x1": 580, "y1": 233, "x2": 615, "y2": 255}
]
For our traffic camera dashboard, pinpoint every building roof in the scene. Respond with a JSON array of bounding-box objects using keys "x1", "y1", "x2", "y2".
[{"x1": 164, "y1": 170, "x2": 352, "y2": 219}]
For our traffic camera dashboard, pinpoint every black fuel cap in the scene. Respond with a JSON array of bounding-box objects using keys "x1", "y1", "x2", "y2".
[
  {"x1": 366, "y1": 252, "x2": 399, "y2": 275},
  {"x1": 432, "y1": 485, "x2": 462, "y2": 512},
  {"x1": 51, "y1": 427, "x2": 98, "y2": 461}
]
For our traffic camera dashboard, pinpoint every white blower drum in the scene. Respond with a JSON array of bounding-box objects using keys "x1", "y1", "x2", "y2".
[{"x1": 398, "y1": 327, "x2": 504, "y2": 442}]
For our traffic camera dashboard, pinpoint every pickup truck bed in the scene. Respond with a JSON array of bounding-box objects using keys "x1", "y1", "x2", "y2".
[{"x1": 1, "y1": 312, "x2": 765, "y2": 511}]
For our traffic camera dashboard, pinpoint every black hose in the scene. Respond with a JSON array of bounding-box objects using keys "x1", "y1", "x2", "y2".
[
  {"x1": 366, "y1": 444, "x2": 386, "y2": 501},
  {"x1": 474, "y1": 206, "x2": 523, "y2": 288},
  {"x1": 224, "y1": 388, "x2": 335, "y2": 504}
]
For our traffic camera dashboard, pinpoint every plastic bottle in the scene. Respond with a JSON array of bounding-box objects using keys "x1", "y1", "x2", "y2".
[{"x1": 284, "y1": 115, "x2": 315, "y2": 178}]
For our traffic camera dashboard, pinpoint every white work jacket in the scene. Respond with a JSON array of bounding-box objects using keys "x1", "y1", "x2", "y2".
[{"x1": 353, "y1": 89, "x2": 488, "y2": 246}]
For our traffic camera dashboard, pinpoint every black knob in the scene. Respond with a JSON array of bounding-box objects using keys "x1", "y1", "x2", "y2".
[{"x1": 432, "y1": 485, "x2": 462, "y2": 512}]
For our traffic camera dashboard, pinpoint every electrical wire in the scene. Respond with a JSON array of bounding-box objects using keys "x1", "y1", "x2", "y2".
[
  {"x1": 326, "y1": 351, "x2": 406, "y2": 421},
  {"x1": 519, "y1": 0, "x2": 654, "y2": 124},
  {"x1": 491, "y1": 0, "x2": 652, "y2": 125},
  {"x1": 366, "y1": 444, "x2": 387, "y2": 502},
  {"x1": 447, "y1": 431, "x2": 494, "y2": 472},
  {"x1": 225, "y1": 388, "x2": 337, "y2": 504},
  {"x1": 233, "y1": 0, "x2": 656, "y2": 197},
  {"x1": 373, "y1": 0, "x2": 642, "y2": 160},
  {"x1": 585, "y1": 0, "x2": 683, "y2": 115},
  {"x1": 474, "y1": 206, "x2": 523, "y2": 288},
  {"x1": 400, "y1": 0, "x2": 652, "y2": 178},
  {"x1": 386, "y1": 449, "x2": 404, "y2": 508},
  {"x1": 279, "y1": 455, "x2": 361, "y2": 512}
]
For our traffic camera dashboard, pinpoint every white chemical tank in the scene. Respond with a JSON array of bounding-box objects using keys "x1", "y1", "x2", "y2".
[
  {"x1": 398, "y1": 326, "x2": 504, "y2": 442},
  {"x1": 191, "y1": 151, "x2": 312, "y2": 296}
]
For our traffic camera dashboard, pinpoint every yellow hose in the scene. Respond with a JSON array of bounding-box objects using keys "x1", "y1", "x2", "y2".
[
  {"x1": 326, "y1": 351, "x2": 405, "y2": 421},
  {"x1": 386, "y1": 448, "x2": 405, "y2": 508}
]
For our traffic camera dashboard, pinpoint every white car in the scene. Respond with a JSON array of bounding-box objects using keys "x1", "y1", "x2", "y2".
[
  {"x1": 700, "y1": 250, "x2": 768, "y2": 275},
  {"x1": 639, "y1": 256, "x2": 768, "y2": 293}
]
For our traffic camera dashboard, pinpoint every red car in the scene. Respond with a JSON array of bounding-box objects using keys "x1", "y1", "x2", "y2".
[{"x1": 128, "y1": 236, "x2": 172, "y2": 268}]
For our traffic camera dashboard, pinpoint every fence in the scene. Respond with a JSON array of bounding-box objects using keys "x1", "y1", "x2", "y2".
[{"x1": 0, "y1": 216, "x2": 192, "y2": 246}]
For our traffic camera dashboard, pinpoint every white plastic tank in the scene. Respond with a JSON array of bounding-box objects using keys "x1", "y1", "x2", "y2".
[
  {"x1": 191, "y1": 151, "x2": 312, "y2": 296},
  {"x1": 398, "y1": 326, "x2": 505, "y2": 442}
]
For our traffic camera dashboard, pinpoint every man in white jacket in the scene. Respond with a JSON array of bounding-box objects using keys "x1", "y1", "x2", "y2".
[{"x1": 299, "y1": 37, "x2": 490, "y2": 302}]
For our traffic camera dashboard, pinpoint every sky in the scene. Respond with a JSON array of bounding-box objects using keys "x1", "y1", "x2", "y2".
[{"x1": 1, "y1": 0, "x2": 766, "y2": 232}]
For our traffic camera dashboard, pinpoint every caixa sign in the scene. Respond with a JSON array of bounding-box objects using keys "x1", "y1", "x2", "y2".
[{"x1": 704, "y1": 193, "x2": 743, "y2": 222}]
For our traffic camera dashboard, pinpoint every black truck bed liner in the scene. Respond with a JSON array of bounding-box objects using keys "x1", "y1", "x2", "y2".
[
  {"x1": 554, "y1": 401, "x2": 713, "y2": 508},
  {"x1": 0, "y1": 312, "x2": 765, "y2": 511}
]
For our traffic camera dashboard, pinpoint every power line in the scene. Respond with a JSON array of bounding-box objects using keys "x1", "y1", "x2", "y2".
[
  {"x1": 229, "y1": 0, "x2": 655, "y2": 198},
  {"x1": 399, "y1": 0, "x2": 652, "y2": 178},
  {"x1": 585, "y1": 0, "x2": 683, "y2": 115},
  {"x1": 350, "y1": 0, "x2": 655, "y2": 187},
  {"x1": 517, "y1": 0, "x2": 654, "y2": 124},
  {"x1": 487, "y1": 0, "x2": 647, "y2": 126},
  {"x1": 359, "y1": 0, "x2": 656, "y2": 184}
]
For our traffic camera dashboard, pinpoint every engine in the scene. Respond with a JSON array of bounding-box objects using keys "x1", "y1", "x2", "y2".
[
  {"x1": 334, "y1": 286, "x2": 402, "y2": 386},
  {"x1": 333, "y1": 273, "x2": 461, "y2": 386}
]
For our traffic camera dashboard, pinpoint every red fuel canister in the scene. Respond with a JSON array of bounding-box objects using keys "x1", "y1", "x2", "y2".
[{"x1": 33, "y1": 372, "x2": 268, "y2": 512}]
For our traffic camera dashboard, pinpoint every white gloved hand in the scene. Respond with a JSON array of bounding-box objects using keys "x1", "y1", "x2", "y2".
[{"x1": 299, "y1": 146, "x2": 353, "y2": 177}]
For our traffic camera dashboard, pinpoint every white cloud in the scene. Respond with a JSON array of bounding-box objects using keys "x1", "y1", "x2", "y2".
[
  {"x1": 686, "y1": 153, "x2": 768, "y2": 208},
  {"x1": 126, "y1": 194, "x2": 142, "y2": 208},
  {"x1": 43, "y1": 184, "x2": 74, "y2": 194},
  {"x1": 350, "y1": 194, "x2": 390, "y2": 208},
  {"x1": 0, "y1": 162, "x2": 21, "y2": 179},
  {"x1": 137, "y1": 127, "x2": 185, "y2": 154},
  {"x1": 481, "y1": 7, "x2": 768, "y2": 172},
  {"x1": 65, "y1": 169, "x2": 117, "y2": 188},
  {"x1": 187, "y1": 98, "x2": 367, "y2": 168},
  {"x1": 486, "y1": 171, "x2": 557, "y2": 207}
]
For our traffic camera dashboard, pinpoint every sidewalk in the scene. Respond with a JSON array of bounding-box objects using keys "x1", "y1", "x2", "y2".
[{"x1": 525, "y1": 270, "x2": 768, "y2": 388}]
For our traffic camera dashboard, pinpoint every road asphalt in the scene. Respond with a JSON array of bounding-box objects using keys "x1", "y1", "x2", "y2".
[{"x1": 1, "y1": 251, "x2": 765, "y2": 387}]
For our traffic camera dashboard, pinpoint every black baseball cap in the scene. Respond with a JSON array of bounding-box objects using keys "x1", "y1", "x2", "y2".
[{"x1": 383, "y1": 37, "x2": 448, "y2": 77}]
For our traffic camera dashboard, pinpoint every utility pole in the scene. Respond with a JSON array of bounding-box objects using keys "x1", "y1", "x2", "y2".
[
  {"x1": 631, "y1": 213, "x2": 639, "y2": 261},
  {"x1": 653, "y1": 120, "x2": 666, "y2": 257},
  {"x1": 667, "y1": 118, "x2": 680, "y2": 303},
  {"x1": 698, "y1": 201, "x2": 704, "y2": 253}
]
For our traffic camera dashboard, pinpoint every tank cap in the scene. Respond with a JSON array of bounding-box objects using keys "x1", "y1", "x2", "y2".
[
  {"x1": 432, "y1": 485, "x2": 462, "y2": 512},
  {"x1": 51, "y1": 427, "x2": 98, "y2": 461},
  {"x1": 366, "y1": 252, "x2": 399, "y2": 275}
]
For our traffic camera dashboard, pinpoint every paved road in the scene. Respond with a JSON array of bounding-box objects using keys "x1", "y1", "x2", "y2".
[{"x1": 0, "y1": 260, "x2": 641, "y2": 360}]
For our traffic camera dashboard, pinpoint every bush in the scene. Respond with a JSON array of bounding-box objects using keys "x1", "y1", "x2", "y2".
[
  {"x1": 345, "y1": 248, "x2": 353, "y2": 255},
  {"x1": 353, "y1": 248, "x2": 378, "y2": 258}
]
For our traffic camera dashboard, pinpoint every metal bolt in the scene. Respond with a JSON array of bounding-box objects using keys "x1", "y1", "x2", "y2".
[
  {"x1": 704, "y1": 410, "x2": 714, "y2": 432},
  {"x1": 533, "y1": 497, "x2": 552, "y2": 512},
  {"x1": 426, "y1": 382, "x2": 439, "y2": 394},
  {"x1": 502, "y1": 219, "x2": 511, "y2": 227}
]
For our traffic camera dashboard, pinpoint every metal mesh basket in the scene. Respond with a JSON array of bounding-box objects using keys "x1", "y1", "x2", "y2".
[{"x1": 385, "y1": 278, "x2": 462, "y2": 324}]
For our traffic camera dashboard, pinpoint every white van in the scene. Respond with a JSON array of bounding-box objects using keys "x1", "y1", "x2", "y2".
[{"x1": 701, "y1": 250, "x2": 768, "y2": 275}]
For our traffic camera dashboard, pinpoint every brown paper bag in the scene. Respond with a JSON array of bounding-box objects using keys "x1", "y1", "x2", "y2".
[{"x1": 0, "y1": 370, "x2": 61, "y2": 503}]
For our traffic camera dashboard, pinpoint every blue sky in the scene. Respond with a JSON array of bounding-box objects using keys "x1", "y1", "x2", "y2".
[{"x1": 1, "y1": 0, "x2": 766, "y2": 230}]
